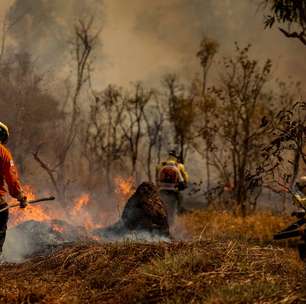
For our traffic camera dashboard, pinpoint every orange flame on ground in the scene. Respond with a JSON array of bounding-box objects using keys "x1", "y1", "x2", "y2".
[
  {"x1": 70, "y1": 193, "x2": 98, "y2": 230},
  {"x1": 72, "y1": 194, "x2": 90, "y2": 213},
  {"x1": 8, "y1": 177, "x2": 135, "y2": 231},
  {"x1": 52, "y1": 224, "x2": 65, "y2": 234},
  {"x1": 9, "y1": 185, "x2": 52, "y2": 226},
  {"x1": 114, "y1": 176, "x2": 135, "y2": 202},
  {"x1": 114, "y1": 176, "x2": 135, "y2": 215}
]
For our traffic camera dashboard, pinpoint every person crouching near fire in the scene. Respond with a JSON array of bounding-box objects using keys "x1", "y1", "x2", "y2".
[
  {"x1": 0, "y1": 122, "x2": 27, "y2": 253},
  {"x1": 156, "y1": 150, "x2": 189, "y2": 224}
]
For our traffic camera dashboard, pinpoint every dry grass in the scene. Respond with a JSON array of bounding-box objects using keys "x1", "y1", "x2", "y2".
[
  {"x1": 173, "y1": 210, "x2": 293, "y2": 243},
  {"x1": 0, "y1": 210, "x2": 305, "y2": 304}
]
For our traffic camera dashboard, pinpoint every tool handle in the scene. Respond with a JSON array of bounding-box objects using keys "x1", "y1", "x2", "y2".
[
  {"x1": 27, "y1": 196, "x2": 55, "y2": 205},
  {"x1": 0, "y1": 196, "x2": 55, "y2": 213}
]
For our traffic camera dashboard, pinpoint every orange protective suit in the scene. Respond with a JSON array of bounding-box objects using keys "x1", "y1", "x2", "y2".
[{"x1": 0, "y1": 144, "x2": 23, "y2": 200}]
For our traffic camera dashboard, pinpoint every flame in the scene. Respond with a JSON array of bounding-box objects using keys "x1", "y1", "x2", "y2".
[
  {"x1": 52, "y1": 224, "x2": 65, "y2": 234},
  {"x1": 72, "y1": 194, "x2": 90, "y2": 213},
  {"x1": 7, "y1": 179, "x2": 135, "y2": 233},
  {"x1": 114, "y1": 176, "x2": 135, "y2": 215},
  {"x1": 114, "y1": 176, "x2": 135, "y2": 202},
  {"x1": 9, "y1": 185, "x2": 52, "y2": 226},
  {"x1": 70, "y1": 193, "x2": 97, "y2": 230}
]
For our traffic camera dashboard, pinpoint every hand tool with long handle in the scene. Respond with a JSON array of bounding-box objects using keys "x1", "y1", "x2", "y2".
[{"x1": 0, "y1": 196, "x2": 55, "y2": 213}]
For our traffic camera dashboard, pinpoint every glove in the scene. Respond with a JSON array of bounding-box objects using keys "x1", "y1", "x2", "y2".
[
  {"x1": 178, "y1": 181, "x2": 187, "y2": 191},
  {"x1": 18, "y1": 195, "x2": 27, "y2": 209}
]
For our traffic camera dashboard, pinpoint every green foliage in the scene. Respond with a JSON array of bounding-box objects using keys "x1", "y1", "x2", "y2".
[
  {"x1": 163, "y1": 74, "x2": 197, "y2": 162},
  {"x1": 211, "y1": 44, "x2": 272, "y2": 213},
  {"x1": 264, "y1": 0, "x2": 306, "y2": 27},
  {"x1": 263, "y1": 0, "x2": 306, "y2": 45},
  {"x1": 260, "y1": 101, "x2": 306, "y2": 188}
]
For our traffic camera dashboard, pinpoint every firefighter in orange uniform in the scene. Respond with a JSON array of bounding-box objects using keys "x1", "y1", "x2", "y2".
[
  {"x1": 0, "y1": 122, "x2": 27, "y2": 253},
  {"x1": 156, "y1": 150, "x2": 189, "y2": 223}
]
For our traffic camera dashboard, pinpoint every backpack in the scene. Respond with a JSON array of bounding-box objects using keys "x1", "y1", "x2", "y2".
[{"x1": 158, "y1": 162, "x2": 183, "y2": 190}]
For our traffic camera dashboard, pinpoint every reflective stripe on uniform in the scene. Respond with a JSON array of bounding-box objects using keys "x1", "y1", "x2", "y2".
[{"x1": 158, "y1": 182, "x2": 178, "y2": 191}]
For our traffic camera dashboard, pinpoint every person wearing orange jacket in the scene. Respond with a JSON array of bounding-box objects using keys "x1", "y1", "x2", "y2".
[{"x1": 0, "y1": 122, "x2": 27, "y2": 253}]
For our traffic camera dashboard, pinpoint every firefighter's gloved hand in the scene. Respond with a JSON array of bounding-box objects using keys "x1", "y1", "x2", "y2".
[
  {"x1": 18, "y1": 196, "x2": 27, "y2": 209},
  {"x1": 178, "y1": 181, "x2": 187, "y2": 191}
]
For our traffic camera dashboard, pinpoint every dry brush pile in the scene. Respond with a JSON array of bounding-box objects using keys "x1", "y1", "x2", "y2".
[{"x1": 0, "y1": 210, "x2": 305, "y2": 304}]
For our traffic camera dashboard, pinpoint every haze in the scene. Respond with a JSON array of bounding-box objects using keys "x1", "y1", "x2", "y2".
[{"x1": 0, "y1": 0, "x2": 305, "y2": 89}]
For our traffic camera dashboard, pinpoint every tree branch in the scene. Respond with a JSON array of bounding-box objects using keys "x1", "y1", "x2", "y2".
[{"x1": 279, "y1": 27, "x2": 306, "y2": 45}]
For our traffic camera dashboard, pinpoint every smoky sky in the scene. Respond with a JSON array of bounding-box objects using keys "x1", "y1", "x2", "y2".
[
  {"x1": 1, "y1": 0, "x2": 305, "y2": 89},
  {"x1": 6, "y1": 0, "x2": 104, "y2": 75}
]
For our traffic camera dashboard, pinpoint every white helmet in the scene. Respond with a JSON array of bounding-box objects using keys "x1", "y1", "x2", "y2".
[{"x1": 0, "y1": 122, "x2": 9, "y2": 144}]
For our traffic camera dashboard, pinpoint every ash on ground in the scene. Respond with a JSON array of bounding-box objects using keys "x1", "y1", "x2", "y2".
[{"x1": 3, "y1": 219, "x2": 90, "y2": 262}]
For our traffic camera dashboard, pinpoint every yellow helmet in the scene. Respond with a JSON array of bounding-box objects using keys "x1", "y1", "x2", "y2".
[
  {"x1": 299, "y1": 176, "x2": 306, "y2": 186},
  {"x1": 0, "y1": 122, "x2": 9, "y2": 144}
]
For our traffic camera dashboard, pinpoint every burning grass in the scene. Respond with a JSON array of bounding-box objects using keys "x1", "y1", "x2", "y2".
[
  {"x1": 7, "y1": 185, "x2": 118, "y2": 230},
  {"x1": 0, "y1": 210, "x2": 305, "y2": 303}
]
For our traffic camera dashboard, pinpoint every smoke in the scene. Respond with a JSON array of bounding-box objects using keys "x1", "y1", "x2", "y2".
[
  {"x1": 1, "y1": 0, "x2": 304, "y2": 89},
  {"x1": 0, "y1": 182, "x2": 174, "y2": 262},
  {"x1": 2, "y1": 221, "x2": 59, "y2": 262},
  {"x1": 6, "y1": 0, "x2": 104, "y2": 77},
  {"x1": 2, "y1": 221, "x2": 172, "y2": 263},
  {"x1": 3, "y1": 228, "x2": 32, "y2": 262}
]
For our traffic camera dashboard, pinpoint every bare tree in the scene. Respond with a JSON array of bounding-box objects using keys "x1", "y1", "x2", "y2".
[
  {"x1": 84, "y1": 85, "x2": 126, "y2": 192},
  {"x1": 196, "y1": 36, "x2": 219, "y2": 193},
  {"x1": 119, "y1": 83, "x2": 153, "y2": 183},
  {"x1": 0, "y1": 51, "x2": 63, "y2": 177},
  {"x1": 33, "y1": 17, "x2": 99, "y2": 205},
  {"x1": 143, "y1": 94, "x2": 165, "y2": 182}
]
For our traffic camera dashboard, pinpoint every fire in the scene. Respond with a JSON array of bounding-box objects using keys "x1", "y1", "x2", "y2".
[
  {"x1": 72, "y1": 194, "x2": 90, "y2": 213},
  {"x1": 114, "y1": 176, "x2": 135, "y2": 215},
  {"x1": 114, "y1": 176, "x2": 135, "y2": 202},
  {"x1": 23, "y1": 185, "x2": 36, "y2": 201},
  {"x1": 51, "y1": 224, "x2": 65, "y2": 233},
  {"x1": 7, "y1": 178, "x2": 135, "y2": 232},
  {"x1": 8, "y1": 187, "x2": 112, "y2": 231},
  {"x1": 70, "y1": 193, "x2": 97, "y2": 230},
  {"x1": 9, "y1": 185, "x2": 52, "y2": 226}
]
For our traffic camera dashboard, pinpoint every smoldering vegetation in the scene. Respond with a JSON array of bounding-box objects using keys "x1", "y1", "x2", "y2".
[
  {"x1": 2, "y1": 182, "x2": 171, "y2": 262},
  {"x1": 0, "y1": 211, "x2": 305, "y2": 304}
]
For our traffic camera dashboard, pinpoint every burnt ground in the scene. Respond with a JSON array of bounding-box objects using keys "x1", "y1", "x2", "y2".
[{"x1": 0, "y1": 210, "x2": 305, "y2": 304}]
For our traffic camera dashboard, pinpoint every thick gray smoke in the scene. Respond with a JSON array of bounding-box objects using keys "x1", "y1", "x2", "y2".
[
  {"x1": 2, "y1": 221, "x2": 172, "y2": 263},
  {"x1": 7, "y1": 0, "x2": 104, "y2": 77},
  {"x1": 1, "y1": 0, "x2": 305, "y2": 88}
]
